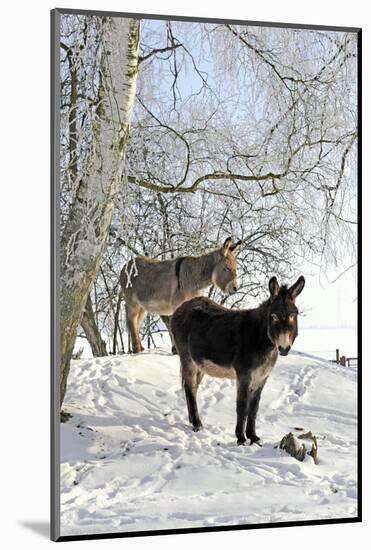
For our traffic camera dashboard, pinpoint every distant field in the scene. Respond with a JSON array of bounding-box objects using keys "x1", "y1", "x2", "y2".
[{"x1": 295, "y1": 328, "x2": 357, "y2": 362}]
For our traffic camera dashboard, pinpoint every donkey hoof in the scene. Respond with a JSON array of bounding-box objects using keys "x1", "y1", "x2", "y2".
[
  {"x1": 237, "y1": 439, "x2": 247, "y2": 446},
  {"x1": 192, "y1": 423, "x2": 203, "y2": 432},
  {"x1": 249, "y1": 435, "x2": 262, "y2": 446},
  {"x1": 171, "y1": 346, "x2": 178, "y2": 355}
]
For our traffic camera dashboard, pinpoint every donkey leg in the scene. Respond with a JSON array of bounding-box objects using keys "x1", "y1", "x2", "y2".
[
  {"x1": 127, "y1": 305, "x2": 144, "y2": 353},
  {"x1": 235, "y1": 376, "x2": 251, "y2": 446},
  {"x1": 160, "y1": 315, "x2": 178, "y2": 354},
  {"x1": 246, "y1": 386, "x2": 264, "y2": 445},
  {"x1": 126, "y1": 310, "x2": 136, "y2": 353},
  {"x1": 135, "y1": 307, "x2": 146, "y2": 351},
  {"x1": 168, "y1": 315, "x2": 179, "y2": 355},
  {"x1": 182, "y1": 362, "x2": 203, "y2": 431}
]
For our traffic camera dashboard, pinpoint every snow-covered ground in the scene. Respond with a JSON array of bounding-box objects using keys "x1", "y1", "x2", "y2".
[{"x1": 60, "y1": 348, "x2": 358, "y2": 536}]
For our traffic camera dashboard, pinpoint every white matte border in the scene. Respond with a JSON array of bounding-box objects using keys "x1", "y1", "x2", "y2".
[{"x1": 1, "y1": 1, "x2": 368, "y2": 549}]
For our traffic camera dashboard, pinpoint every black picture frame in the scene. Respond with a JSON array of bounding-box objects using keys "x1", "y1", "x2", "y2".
[{"x1": 51, "y1": 8, "x2": 362, "y2": 542}]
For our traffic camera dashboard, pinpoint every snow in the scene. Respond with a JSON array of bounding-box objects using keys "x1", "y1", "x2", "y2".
[{"x1": 60, "y1": 348, "x2": 358, "y2": 536}]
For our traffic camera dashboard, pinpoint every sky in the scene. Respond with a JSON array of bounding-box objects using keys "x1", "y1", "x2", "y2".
[{"x1": 296, "y1": 263, "x2": 357, "y2": 329}]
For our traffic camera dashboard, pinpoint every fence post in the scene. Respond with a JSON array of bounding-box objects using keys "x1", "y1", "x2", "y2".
[{"x1": 336, "y1": 348, "x2": 340, "y2": 363}]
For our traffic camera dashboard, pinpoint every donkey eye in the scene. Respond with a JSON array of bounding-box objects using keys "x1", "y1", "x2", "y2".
[{"x1": 271, "y1": 314, "x2": 279, "y2": 322}]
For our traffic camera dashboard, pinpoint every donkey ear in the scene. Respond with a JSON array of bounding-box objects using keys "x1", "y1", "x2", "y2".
[
  {"x1": 288, "y1": 276, "x2": 305, "y2": 299},
  {"x1": 222, "y1": 237, "x2": 233, "y2": 255},
  {"x1": 229, "y1": 240, "x2": 243, "y2": 254},
  {"x1": 269, "y1": 276, "x2": 280, "y2": 299}
]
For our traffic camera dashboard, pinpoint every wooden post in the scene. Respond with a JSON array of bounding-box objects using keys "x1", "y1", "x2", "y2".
[{"x1": 336, "y1": 348, "x2": 340, "y2": 363}]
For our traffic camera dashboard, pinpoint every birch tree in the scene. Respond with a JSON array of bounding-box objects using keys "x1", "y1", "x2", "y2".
[{"x1": 59, "y1": 16, "x2": 140, "y2": 407}]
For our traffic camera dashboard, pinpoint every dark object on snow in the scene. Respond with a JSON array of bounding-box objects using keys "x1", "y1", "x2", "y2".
[
  {"x1": 280, "y1": 431, "x2": 318, "y2": 463},
  {"x1": 60, "y1": 410, "x2": 72, "y2": 423},
  {"x1": 171, "y1": 275, "x2": 305, "y2": 446},
  {"x1": 72, "y1": 347, "x2": 84, "y2": 360}
]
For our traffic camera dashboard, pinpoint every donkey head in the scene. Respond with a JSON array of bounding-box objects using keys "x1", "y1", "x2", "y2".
[
  {"x1": 212, "y1": 237, "x2": 243, "y2": 295},
  {"x1": 267, "y1": 275, "x2": 305, "y2": 356}
]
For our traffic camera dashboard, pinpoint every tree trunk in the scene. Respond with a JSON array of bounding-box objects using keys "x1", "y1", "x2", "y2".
[
  {"x1": 81, "y1": 294, "x2": 107, "y2": 357},
  {"x1": 60, "y1": 18, "x2": 140, "y2": 406}
]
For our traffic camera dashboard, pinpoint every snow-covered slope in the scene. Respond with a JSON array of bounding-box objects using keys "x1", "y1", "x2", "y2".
[{"x1": 60, "y1": 349, "x2": 358, "y2": 536}]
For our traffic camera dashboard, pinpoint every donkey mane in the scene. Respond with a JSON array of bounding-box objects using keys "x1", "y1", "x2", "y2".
[
  {"x1": 176, "y1": 250, "x2": 221, "y2": 292},
  {"x1": 258, "y1": 284, "x2": 290, "y2": 308}
]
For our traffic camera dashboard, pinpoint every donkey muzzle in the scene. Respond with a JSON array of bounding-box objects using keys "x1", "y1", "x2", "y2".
[
  {"x1": 278, "y1": 345, "x2": 291, "y2": 356},
  {"x1": 277, "y1": 333, "x2": 292, "y2": 356},
  {"x1": 226, "y1": 280, "x2": 239, "y2": 295}
]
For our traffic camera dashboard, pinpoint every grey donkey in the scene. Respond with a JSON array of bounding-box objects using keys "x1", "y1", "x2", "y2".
[{"x1": 118, "y1": 237, "x2": 243, "y2": 353}]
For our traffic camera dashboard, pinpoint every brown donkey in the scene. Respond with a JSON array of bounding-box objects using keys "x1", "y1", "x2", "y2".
[
  {"x1": 119, "y1": 238, "x2": 242, "y2": 353},
  {"x1": 171, "y1": 276, "x2": 305, "y2": 445}
]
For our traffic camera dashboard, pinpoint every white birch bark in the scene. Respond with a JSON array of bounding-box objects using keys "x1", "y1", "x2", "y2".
[{"x1": 60, "y1": 17, "x2": 140, "y2": 406}]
